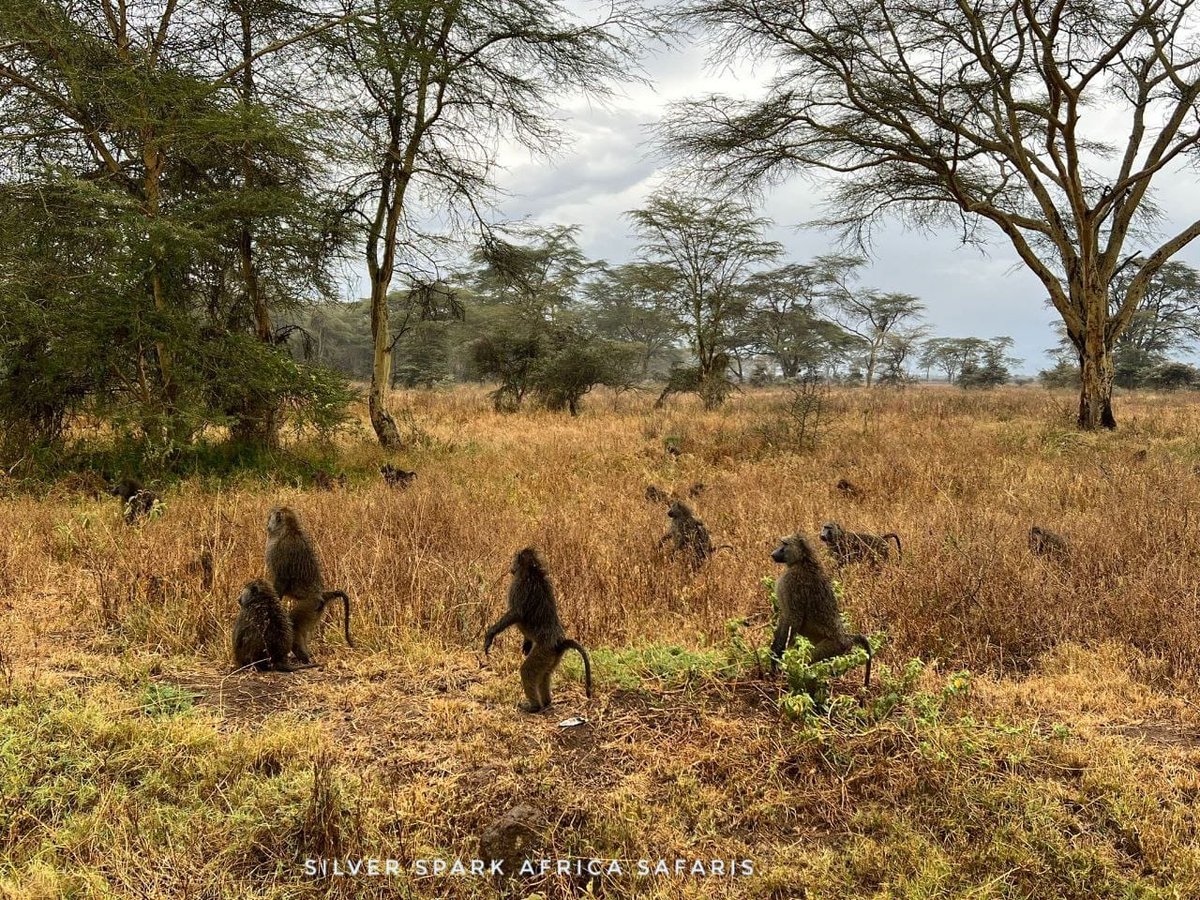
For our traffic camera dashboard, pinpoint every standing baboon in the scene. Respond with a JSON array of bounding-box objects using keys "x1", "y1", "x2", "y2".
[
  {"x1": 380, "y1": 464, "x2": 417, "y2": 488},
  {"x1": 819, "y1": 522, "x2": 901, "y2": 566},
  {"x1": 644, "y1": 484, "x2": 670, "y2": 504},
  {"x1": 264, "y1": 506, "x2": 354, "y2": 665},
  {"x1": 232, "y1": 579, "x2": 313, "y2": 672},
  {"x1": 659, "y1": 499, "x2": 716, "y2": 566},
  {"x1": 484, "y1": 547, "x2": 593, "y2": 713},
  {"x1": 770, "y1": 534, "x2": 872, "y2": 686},
  {"x1": 109, "y1": 478, "x2": 159, "y2": 525},
  {"x1": 1028, "y1": 525, "x2": 1068, "y2": 559}
]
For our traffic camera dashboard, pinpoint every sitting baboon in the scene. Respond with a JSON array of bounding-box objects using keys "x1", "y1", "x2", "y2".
[
  {"x1": 770, "y1": 534, "x2": 872, "y2": 686},
  {"x1": 1028, "y1": 525, "x2": 1068, "y2": 559},
  {"x1": 484, "y1": 547, "x2": 593, "y2": 713},
  {"x1": 232, "y1": 579, "x2": 313, "y2": 672},
  {"x1": 644, "y1": 484, "x2": 670, "y2": 504},
  {"x1": 659, "y1": 499, "x2": 716, "y2": 566},
  {"x1": 265, "y1": 505, "x2": 354, "y2": 665},
  {"x1": 109, "y1": 478, "x2": 159, "y2": 525},
  {"x1": 380, "y1": 464, "x2": 417, "y2": 488},
  {"x1": 819, "y1": 521, "x2": 901, "y2": 566}
]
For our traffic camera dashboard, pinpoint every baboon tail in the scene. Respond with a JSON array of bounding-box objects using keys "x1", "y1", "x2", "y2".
[
  {"x1": 559, "y1": 639, "x2": 593, "y2": 698},
  {"x1": 321, "y1": 590, "x2": 354, "y2": 647},
  {"x1": 852, "y1": 634, "x2": 873, "y2": 687},
  {"x1": 884, "y1": 533, "x2": 903, "y2": 559}
]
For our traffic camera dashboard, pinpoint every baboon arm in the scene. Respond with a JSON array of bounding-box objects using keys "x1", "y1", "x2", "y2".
[{"x1": 484, "y1": 611, "x2": 520, "y2": 654}]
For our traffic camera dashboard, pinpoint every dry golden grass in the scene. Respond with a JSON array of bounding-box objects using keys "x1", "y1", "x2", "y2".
[{"x1": 0, "y1": 384, "x2": 1198, "y2": 898}]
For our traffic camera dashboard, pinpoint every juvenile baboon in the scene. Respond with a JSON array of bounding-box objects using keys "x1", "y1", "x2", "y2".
[
  {"x1": 232, "y1": 579, "x2": 313, "y2": 672},
  {"x1": 835, "y1": 477, "x2": 863, "y2": 499},
  {"x1": 687, "y1": 481, "x2": 707, "y2": 498},
  {"x1": 264, "y1": 506, "x2": 355, "y2": 665},
  {"x1": 380, "y1": 464, "x2": 417, "y2": 488},
  {"x1": 819, "y1": 521, "x2": 902, "y2": 566},
  {"x1": 1028, "y1": 525, "x2": 1069, "y2": 559},
  {"x1": 659, "y1": 499, "x2": 716, "y2": 566},
  {"x1": 644, "y1": 484, "x2": 670, "y2": 504},
  {"x1": 770, "y1": 534, "x2": 872, "y2": 686},
  {"x1": 109, "y1": 478, "x2": 159, "y2": 525},
  {"x1": 484, "y1": 547, "x2": 593, "y2": 713}
]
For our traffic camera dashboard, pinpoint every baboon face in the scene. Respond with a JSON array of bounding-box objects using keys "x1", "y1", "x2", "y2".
[
  {"x1": 667, "y1": 499, "x2": 692, "y2": 520},
  {"x1": 771, "y1": 535, "x2": 811, "y2": 565},
  {"x1": 511, "y1": 547, "x2": 544, "y2": 576},
  {"x1": 819, "y1": 522, "x2": 841, "y2": 543},
  {"x1": 266, "y1": 505, "x2": 297, "y2": 536},
  {"x1": 1030, "y1": 526, "x2": 1043, "y2": 538}
]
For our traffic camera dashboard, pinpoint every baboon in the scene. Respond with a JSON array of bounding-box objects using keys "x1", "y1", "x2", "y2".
[
  {"x1": 687, "y1": 481, "x2": 707, "y2": 498},
  {"x1": 659, "y1": 499, "x2": 715, "y2": 566},
  {"x1": 1029, "y1": 525, "x2": 1069, "y2": 559},
  {"x1": 819, "y1": 521, "x2": 902, "y2": 566},
  {"x1": 380, "y1": 464, "x2": 417, "y2": 488},
  {"x1": 187, "y1": 549, "x2": 215, "y2": 591},
  {"x1": 313, "y1": 471, "x2": 347, "y2": 491},
  {"x1": 484, "y1": 547, "x2": 593, "y2": 713},
  {"x1": 644, "y1": 484, "x2": 670, "y2": 504},
  {"x1": 770, "y1": 534, "x2": 872, "y2": 686},
  {"x1": 264, "y1": 506, "x2": 355, "y2": 665},
  {"x1": 232, "y1": 579, "x2": 313, "y2": 672},
  {"x1": 109, "y1": 478, "x2": 159, "y2": 525},
  {"x1": 835, "y1": 477, "x2": 863, "y2": 499}
]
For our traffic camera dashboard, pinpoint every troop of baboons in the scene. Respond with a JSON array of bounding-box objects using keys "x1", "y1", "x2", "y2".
[{"x1": 100, "y1": 463, "x2": 1071, "y2": 713}]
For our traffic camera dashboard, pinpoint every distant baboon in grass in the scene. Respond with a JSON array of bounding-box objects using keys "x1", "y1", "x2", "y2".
[
  {"x1": 1028, "y1": 525, "x2": 1069, "y2": 559},
  {"x1": 819, "y1": 521, "x2": 901, "y2": 566},
  {"x1": 687, "y1": 481, "x2": 707, "y2": 498},
  {"x1": 265, "y1": 506, "x2": 354, "y2": 666},
  {"x1": 109, "y1": 478, "x2": 159, "y2": 525},
  {"x1": 380, "y1": 464, "x2": 417, "y2": 488},
  {"x1": 644, "y1": 484, "x2": 670, "y2": 504},
  {"x1": 835, "y1": 477, "x2": 863, "y2": 499},
  {"x1": 770, "y1": 533, "x2": 872, "y2": 686},
  {"x1": 659, "y1": 499, "x2": 717, "y2": 566},
  {"x1": 232, "y1": 579, "x2": 313, "y2": 672},
  {"x1": 313, "y1": 471, "x2": 348, "y2": 491},
  {"x1": 484, "y1": 547, "x2": 593, "y2": 713}
]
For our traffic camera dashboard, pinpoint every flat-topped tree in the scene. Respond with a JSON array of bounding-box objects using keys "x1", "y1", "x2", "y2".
[{"x1": 666, "y1": 0, "x2": 1200, "y2": 428}]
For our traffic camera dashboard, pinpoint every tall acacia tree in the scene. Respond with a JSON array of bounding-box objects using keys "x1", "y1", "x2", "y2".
[
  {"x1": 667, "y1": 0, "x2": 1200, "y2": 428},
  {"x1": 333, "y1": 0, "x2": 651, "y2": 446},
  {"x1": 627, "y1": 190, "x2": 781, "y2": 407}
]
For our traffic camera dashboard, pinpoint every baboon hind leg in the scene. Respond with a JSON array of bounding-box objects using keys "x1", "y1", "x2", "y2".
[
  {"x1": 809, "y1": 637, "x2": 853, "y2": 664},
  {"x1": 519, "y1": 647, "x2": 555, "y2": 713}
]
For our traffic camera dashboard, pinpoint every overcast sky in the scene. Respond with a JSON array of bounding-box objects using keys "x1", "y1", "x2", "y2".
[{"x1": 367, "y1": 17, "x2": 1200, "y2": 376}]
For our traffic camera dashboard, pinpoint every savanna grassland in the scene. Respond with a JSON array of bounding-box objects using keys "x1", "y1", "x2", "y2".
[{"x1": 1, "y1": 386, "x2": 1199, "y2": 899}]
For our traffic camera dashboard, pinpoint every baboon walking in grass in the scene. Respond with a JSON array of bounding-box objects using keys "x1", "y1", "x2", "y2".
[{"x1": 484, "y1": 547, "x2": 593, "y2": 713}]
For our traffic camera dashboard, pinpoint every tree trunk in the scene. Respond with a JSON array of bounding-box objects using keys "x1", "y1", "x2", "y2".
[
  {"x1": 369, "y1": 279, "x2": 402, "y2": 447},
  {"x1": 1077, "y1": 340, "x2": 1117, "y2": 430}
]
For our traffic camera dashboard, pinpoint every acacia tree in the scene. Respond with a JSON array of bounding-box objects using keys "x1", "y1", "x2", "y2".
[
  {"x1": 628, "y1": 190, "x2": 781, "y2": 407},
  {"x1": 333, "y1": 0, "x2": 649, "y2": 446},
  {"x1": 667, "y1": 0, "x2": 1200, "y2": 428},
  {"x1": 821, "y1": 260, "x2": 925, "y2": 386}
]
